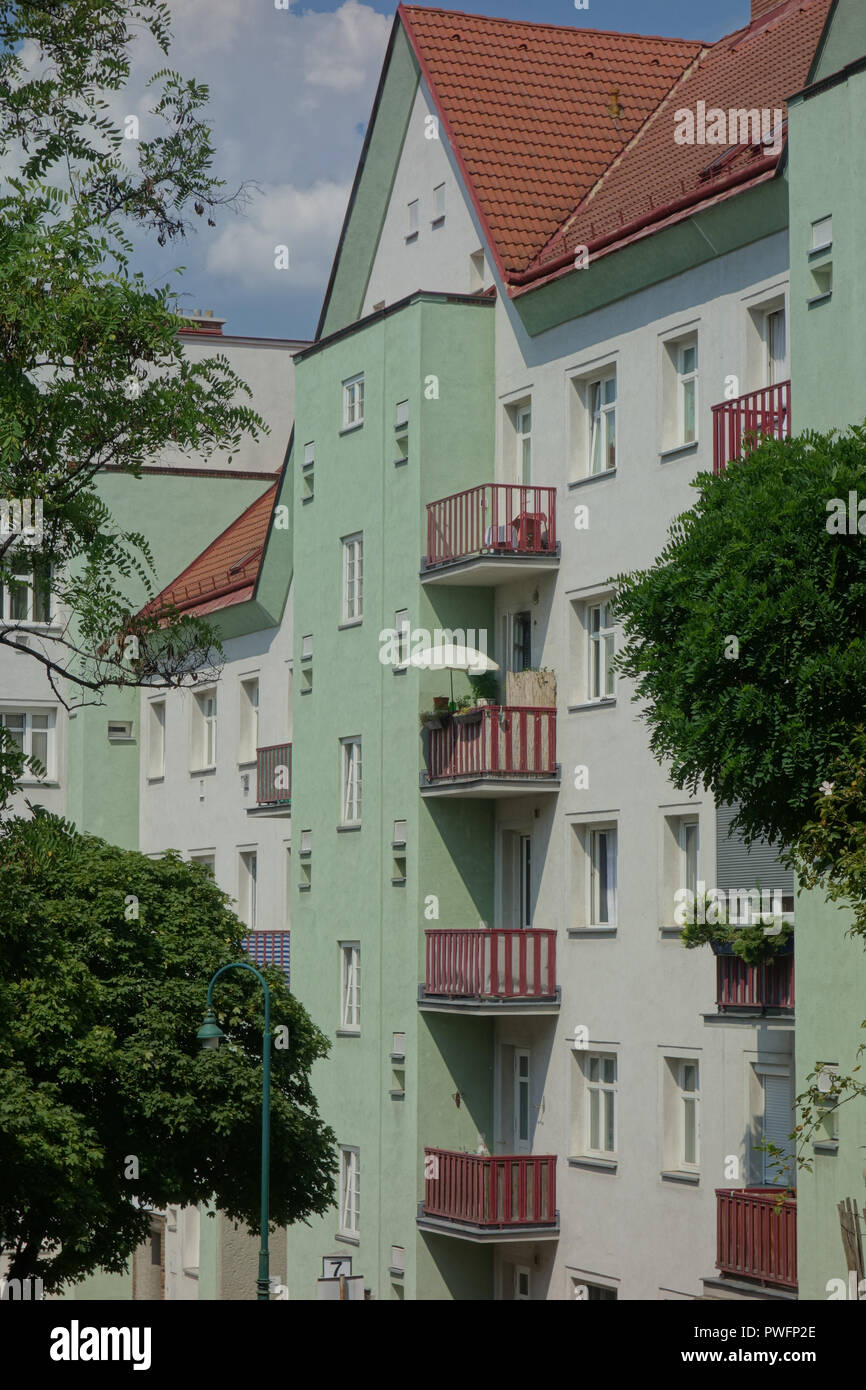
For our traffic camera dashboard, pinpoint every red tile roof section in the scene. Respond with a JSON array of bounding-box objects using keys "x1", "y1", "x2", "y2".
[
  {"x1": 142, "y1": 483, "x2": 277, "y2": 619},
  {"x1": 522, "y1": 0, "x2": 833, "y2": 286},
  {"x1": 398, "y1": 4, "x2": 703, "y2": 278}
]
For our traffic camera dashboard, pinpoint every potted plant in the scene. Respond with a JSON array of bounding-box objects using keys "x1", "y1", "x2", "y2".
[
  {"x1": 453, "y1": 694, "x2": 482, "y2": 725},
  {"x1": 469, "y1": 670, "x2": 499, "y2": 708},
  {"x1": 433, "y1": 696, "x2": 449, "y2": 713},
  {"x1": 679, "y1": 891, "x2": 793, "y2": 964},
  {"x1": 419, "y1": 709, "x2": 444, "y2": 730}
]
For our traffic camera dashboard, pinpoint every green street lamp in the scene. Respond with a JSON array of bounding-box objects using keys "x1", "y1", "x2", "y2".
[{"x1": 198, "y1": 962, "x2": 272, "y2": 1302}]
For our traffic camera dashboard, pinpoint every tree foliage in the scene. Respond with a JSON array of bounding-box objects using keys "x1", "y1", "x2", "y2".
[
  {"x1": 613, "y1": 426, "x2": 866, "y2": 848},
  {"x1": 0, "y1": 812, "x2": 336, "y2": 1292},
  {"x1": 0, "y1": 0, "x2": 265, "y2": 736}
]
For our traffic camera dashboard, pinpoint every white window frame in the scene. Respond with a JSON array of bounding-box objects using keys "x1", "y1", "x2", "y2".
[
  {"x1": 765, "y1": 307, "x2": 787, "y2": 386},
  {"x1": 588, "y1": 372, "x2": 617, "y2": 475},
  {"x1": 394, "y1": 609, "x2": 410, "y2": 669},
  {"x1": 341, "y1": 534, "x2": 363, "y2": 623},
  {"x1": 679, "y1": 818, "x2": 699, "y2": 899},
  {"x1": 342, "y1": 373, "x2": 365, "y2": 429},
  {"x1": 340, "y1": 736, "x2": 362, "y2": 826},
  {"x1": 338, "y1": 1146, "x2": 360, "y2": 1236},
  {"x1": 193, "y1": 688, "x2": 217, "y2": 770},
  {"x1": 340, "y1": 942, "x2": 360, "y2": 1032},
  {"x1": 515, "y1": 402, "x2": 532, "y2": 484},
  {"x1": 0, "y1": 707, "x2": 54, "y2": 779},
  {"x1": 0, "y1": 556, "x2": 52, "y2": 625},
  {"x1": 811, "y1": 215, "x2": 832, "y2": 251},
  {"x1": 677, "y1": 338, "x2": 698, "y2": 445},
  {"x1": 239, "y1": 850, "x2": 258, "y2": 930},
  {"x1": 675, "y1": 1059, "x2": 700, "y2": 1170},
  {"x1": 432, "y1": 182, "x2": 445, "y2": 224},
  {"x1": 147, "y1": 699, "x2": 166, "y2": 779},
  {"x1": 588, "y1": 826, "x2": 617, "y2": 928},
  {"x1": 587, "y1": 601, "x2": 615, "y2": 701},
  {"x1": 586, "y1": 1053, "x2": 617, "y2": 1157},
  {"x1": 406, "y1": 199, "x2": 419, "y2": 240},
  {"x1": 239, "y1": 677, "x2": 259, "y2": 764},
  {"x1": 514, "y1": 1265, "x2": 531, "y2": 1300}
]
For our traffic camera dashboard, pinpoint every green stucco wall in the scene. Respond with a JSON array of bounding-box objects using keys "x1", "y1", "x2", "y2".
[
  {"x1": 284, "y1": 294, "x2": 498, "y2": 1299},
  {"x1": 789, "y1": 48, "x2": 866, "y2": 1300}
]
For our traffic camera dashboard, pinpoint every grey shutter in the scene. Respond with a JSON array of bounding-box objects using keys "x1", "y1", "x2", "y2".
[{"x1": 715, "y1": 803, "x2": 793, "y2": 896}]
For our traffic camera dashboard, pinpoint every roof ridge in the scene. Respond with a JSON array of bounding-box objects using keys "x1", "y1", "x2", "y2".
[{"x1": 399, "y1": 4, "x2": 705, "y2": 47}]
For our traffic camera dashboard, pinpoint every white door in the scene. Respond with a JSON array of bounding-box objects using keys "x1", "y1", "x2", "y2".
[
  {"x1": 761, "y1": 1071, "x2": 794, "y2": 1185},
  {"x1": 513, "y1": 1048, "x2": 531, "y2": 1153},
  {"x1": 515, "y1": 405, "x2": 532, "y2": 484},
  {"x1": 519, "y1": 834, "x2": 532, "y2": 929}
]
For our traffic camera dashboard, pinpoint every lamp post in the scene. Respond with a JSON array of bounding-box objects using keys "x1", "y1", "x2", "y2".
[{"x1": 197, "y1": 962, "x2": 272, "y2": 1302}]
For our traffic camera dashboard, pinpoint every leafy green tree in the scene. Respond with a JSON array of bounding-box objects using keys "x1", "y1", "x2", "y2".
[
  {"x1": 0, "y1": 812, "x2": 336, "y2": 1291},
  {"x1": 0, "y1": 1, "x2": 265, "y2": 793},
  {"x1": 614, "y1": 425, "x2": 866, "y2": 848}
]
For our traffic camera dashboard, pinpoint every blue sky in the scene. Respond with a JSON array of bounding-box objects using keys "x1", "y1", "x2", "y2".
[{"x1": 128, "y1": 1, "x2": 755, "y2": 341}]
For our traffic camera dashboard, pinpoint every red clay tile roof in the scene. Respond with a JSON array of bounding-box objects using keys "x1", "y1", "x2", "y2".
[
  {"x1": 399, "y1": 4, "x2": 703, "y2": 278},
  {"x1": 521, "y1": 0, "x2": 833, "y2": 286},
  {"x1": 142, "y1": 483, "x2": 277, "y2": 619}
]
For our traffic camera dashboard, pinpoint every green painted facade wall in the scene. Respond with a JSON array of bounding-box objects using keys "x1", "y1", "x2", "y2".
[
  {"x1": 788, "y1": 47, "x2": 866, "y2": 1300},
  {"x1": 284, "y1": 293, "x2": 499, "y2": 1299}
]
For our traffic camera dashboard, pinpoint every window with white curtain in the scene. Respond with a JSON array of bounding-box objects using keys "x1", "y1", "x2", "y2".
[
  {"x1": 0, "y1": 557, "x2": 52, "y2": 624},
  {"x1": 588, "y1": 602, "x2": 615, "y2": 700},
  {"x1": 677, "y1": 338, "x2": 698, "y2": 443},
  {"x1": 148, "y1": 700, "x2": 166, "y2": 779},
  {"x1": 239, "y1": 678, "x2": 259, "y2": 763},
  {"x1": 340, "y1": 942, "x2": 360, "y2": 1031},
  {"x1": 339, "y1": 1146, "x2": 360, "y2": 1235},
  {"x1": 588, "y1": 373, "x2": 616, "y2": 474},
  {"x1": 342, "y1": 534, "x2": 363, "y2": 623},
  {"x1": 193, "y1": 689, "x2": 217, "y2": 769},
  {"x1": 589, "y1": 827, "x2": 617, "y2": 927},
  {"x1": 0, "y1": 708, "x2": 53, "y2": 778},
  {"x1": 586, "y1": 1054, "x2": 617, "y2": 1155},
  {"x1": 239, "y1": 851, "x2": 258, "y2": 930},
  {"x1": 341, "y1": 737, "x2": 362, "y2": 825},
  {"x1": 342, "y1": 374, "x2": 364, "y2": 428}
]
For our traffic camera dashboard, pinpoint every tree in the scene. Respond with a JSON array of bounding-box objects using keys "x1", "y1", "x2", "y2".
[
  {"x1": 0, "y1": 1, "x2": 265, "y2": 748},
  {"x1": 0, "y1": 811, "x2": 336, "y2": 1291},
  {"x1": 614, "y1": 425, "x2": 866, "y2": 848}
]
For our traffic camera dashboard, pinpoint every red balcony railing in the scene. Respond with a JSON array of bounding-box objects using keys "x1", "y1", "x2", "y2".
[
  {"x1": 425, "y1": 928, "x2": 557, "y2": 1000},
  {"x1": 425, "y1": 706, "x2": 556, "y2": 784},
  {"x1": 716, "y1": 1188, "x2": 797, "y2": 1290},
  {"x1": 424, "y1": 1149, "x2": 557, "y2": 1228},
  {"x1": 712, "y1": 380, "x2": 790, "y2": 474},
  {"x1": 256, "y1": 743, "x2": 291, "y2": 805},
  {"x1": 717, "y1": 953, "x2": 794, "y2": 1012},
  {"x1": 425, "y1": 484, "x2": 557, "y2": 568}
]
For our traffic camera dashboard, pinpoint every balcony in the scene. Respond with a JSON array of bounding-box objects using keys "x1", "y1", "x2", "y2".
[
  {"x1": 249, "y1": 743, "x2": 291, "y2": 817},
  {"x1": 418, "y1": 1149, "x2": 559, "y2": 1242},
  {"x1": 712, "y1": 380, "x2": 791, "y2": 474},
  {"x1": 242, "y1": 929, "x2": 290, "y2": 983},
  {"x1": 715, "y1": 1188, "x2": 797, "y2": 1293},
  {"x1": 422, "y1": 484, "x2": 559, "y2": 585},
  {"x1": 420, "y1": 705, "x2": 559, "y2": 798},
  {"x1": 419, "y1": 928, "x2": 559, "y2": 1014},
  {"x1": 716, "y1": 952, "x2": 794, "y2": 1014}
]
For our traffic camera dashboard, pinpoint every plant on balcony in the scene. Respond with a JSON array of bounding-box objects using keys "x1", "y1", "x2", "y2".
[
  {"x1": 419, "y1": 710, "x2": 445, "y2": 730},
  {"x1": 432, "y1": 696, "x2": 450, "y2": 712},
  {"x1": 679, "y1": 892, "x2": 792, "y2": 964},
  {"x1": 469, "y1": 670, "x2": 499, "y2": 705}
]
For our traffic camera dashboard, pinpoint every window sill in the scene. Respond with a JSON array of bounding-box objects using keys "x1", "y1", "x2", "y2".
[
  {"x1": 659, "y1": 926, "x2": 685, "y2": 940},
  {"x1": 336, "y1": 1028, "x2": 360, "y2": 1038},
  {"x1": 337, "y1": 823, "x2": 362, "y2": 833},
  {"x1": 812, "y1": 1139, "x2": 838, "y2": 1155},
  {"x1": 335, "y1": 1233, "x2": 360, "y2": 1246},
  {"x1": 567, "y1": 926, "x2": 617, "y2": 939},
  {"x1": 393, "y1": 664, "x2": 407, "y2": 675},
  {"x1": 568, "y1": 469, "x2": 616, "y2": 489},
  {"x1": 661, "y1": 1169, "x2": 700, "y2": 1186},
  {"x1": 338, "y1": 620, "x2": 363, "y2": 631},
  {"x1": 237, "y1": 759, "x2": 256, "y2": 770},
  {"x1": 391, "y1": 877, "x2": 407, "y2": 886},
  {"x1": 809, "y1": 243, "x2": 832, "y2": 258},
  {"x1": 302, "y1": 494, "x2": 314, "y2": 505},
  {"x1": 389, "y1": 1089, "x2": 405, "y2": 1100},
  {"x1": 388, "y1": 1267, "x2": 405, "y2": 1278},
  {"x1": 659, "y1": 440, "x2": 698, "y2": 461},
  {"x1": 146, "y1": 775, "x2": 165, "y2": 785},
  {"x1": 394, "y1": 456, "x2": 408, "y2": 467},
  {"x1": 431, "y1": 216, "x2": 445, "y2": 229},
  {"x1": 17, "y1": 779, "x2": 59, "y2": 788},
  {"x1": 339, "y1": 422, "x2": 364, "y2": 437},
  {"x1": 807, "y1": 292, "x2": 832, "y2": 308},
  {"x1": 189, "y1": 767, "x2": 217, "y2": 777},
  {"x1": 567, "y1": 1155, "x2": 617, "y2": 1173},
  {"x1": 567, "y1": 698, "x2": 616, "y2": 713},
  {"x1": 405, "y1": 232, "x2": 418, "y2": 244},
  {"x1": 298, "y1": 883, "x2": 311, "y2": 893},
  {"x1": 300, "y1": 686, "x2": 312, "y2": 695}
]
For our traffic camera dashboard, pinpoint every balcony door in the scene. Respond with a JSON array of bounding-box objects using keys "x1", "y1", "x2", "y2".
[
  {"x1": 513, "y1": 1049, "x2": 531, "y2": 1153},
  {"x1": 765, "y1": 308, "x2": 788, "y2": 386},
  {"x1": 501, "y1": 830, "x2": 532, "y2": 929},
  {"x1": 757, "y1": 1064, "x2": 795, "y2": 1186}
]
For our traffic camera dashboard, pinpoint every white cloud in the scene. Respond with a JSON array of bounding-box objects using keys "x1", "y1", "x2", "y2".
[{"x1": 205, "y1": 179, "x2": 351, "y2": 290}]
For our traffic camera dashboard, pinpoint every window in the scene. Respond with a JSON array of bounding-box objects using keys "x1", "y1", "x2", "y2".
[
  {"x1": 406, "y1": 199, "x2": 419, "y2": 240},
  {"x1": 239, "y1": 678, "x2": 259, "y2": 763},
  {"x1": 340, "y1": 942, "x2": 360, "y2": 1031},
  {"x1": 341, "y1": 736, "x2": 362, "y2": 825},
  {"x1": 811, "y1": 215, "x2": 832, "y2": 251},
  {"x1": 190, "y1": 854, "x2": 215, "y2": 876},
  {"x1": 341, "y1": 534, "x2": 363, "y2": 623},
  {"x1": 680, "y1": 819, "x2": 699, "y2": 898},
  {"x1": 570, "y1": 1277, "x2": 617, "y2": 1301},
  {"x1": 515, "y1": 403, "x2": 532, "y2": 484},
  {"x1": 469, "y1": 248, "x2": 486, "y2": 293},
  {"x1": 342, "y1": 373, "x2": 364, "y2": 428},
  {"x1": 395, "y1": 399, "x2": 409, "y2": 429},
  {"x1": 514, "y1": 1049, "x2": 531, "y2": 1149},
  {"x1": 239, "y1": 851, "x2": 257, "y2": 929},
  {"x1": 432, "y1": 182, "x2": 445, "y2": 225},
  {"x1": 589, "y1": 827, "x2": 617, "y2": 927},
  {"x1": 514, "y1": 1266, "x2": 531, "y2": 1300},
  {"x1": 394, "y1": 609, "x2": 409, "y2": 669},
  {"x1": 193, "y1": 689, "x2": 217, "y2": 769},
  {"x1": 0, "y1": 708, "x2": 53, "y2": 778},
  {"x1": 588, "y1": 601, "x2": 615, "y2": 700},
  {"x1": 765, "y1": 308, "x2": 786, "y2": 385},
  {"x1": 338, "y1": 1146, "x2": 360, "y2": 1235},
  {"x1": 302, "y1": 442, "x2": 314, "y2": 500},
  {"x1": 586, "y1": 1054, "x2": 617, "y2": 1155},
  {"x1": 678, "y1": 1061, "x2": 700, "y2": 1167},
  {"x1": 503, "y1": 610, "x2": 531, "y2": 674},
  {"x1": 677, "y1": 339, "x2": 698, "y2": 443},
  {"x1": 588, "y1": 374, "x2": 616, "y2": 474},
  {"x1": 148, "y1": 700, "x2": 165, "y2": 778},
  {"x1": 0, "y1": 557, "x2": 51, "y2": 624}
]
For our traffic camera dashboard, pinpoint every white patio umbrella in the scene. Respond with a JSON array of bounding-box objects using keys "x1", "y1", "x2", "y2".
[{"x1": 409, "y1": 643, "x2": 499, "y2": 707}]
